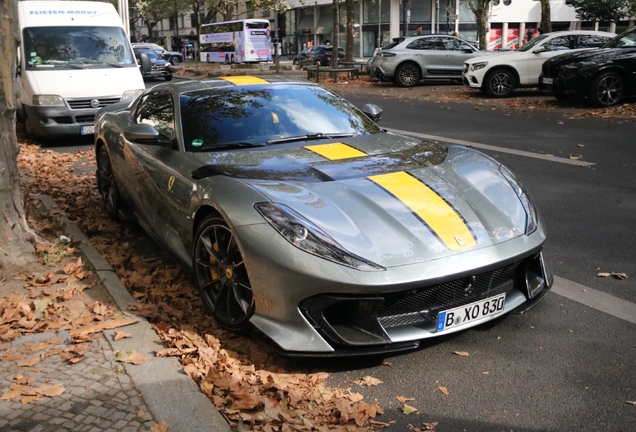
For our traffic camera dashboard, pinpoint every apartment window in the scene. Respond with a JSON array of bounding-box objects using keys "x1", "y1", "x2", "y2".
[{"x1": 261, "y1": 9, "x2": 270, "y2": 18}]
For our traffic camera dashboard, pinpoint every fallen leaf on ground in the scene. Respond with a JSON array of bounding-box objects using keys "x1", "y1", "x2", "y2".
[
  {"x1": 115, "y1": 350, "x2": 151, "y2": 365},
  {"x1": 437, "y1": 386, "x2": 449, "y2": 396},
  {"x1": 422, "y1": 421, "x2": 439, "y2": 430},
  {"x1": 626, "y1": 401, "x2": 636, "y2": 405},
  {"x1": 148, "y1": 420, "x2": 169, "y2": 432},
  {"x1": 597, "y1": 272, "x2": 628, "y2": 279},
  {"x1": 396, "y1": 396, "x2": 415, "y2": 403},
  {"x1": 69, "y1": 318, "x2": 137, "y2": 336},
  {"x1": 113, "y1": 331, "x2": 132, "y2": 341},
  {"x1": 352, "y1": 376, "x2": 383, "y2": 387},
  {"x1": 453, "y1": 351, "x2": 470, "y2": 357},
  {"x1": 402, "y1": 404, "x2": 418, "y2": 415}
]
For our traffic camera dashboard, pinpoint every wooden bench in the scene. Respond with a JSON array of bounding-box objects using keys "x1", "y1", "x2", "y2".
[
  {"x1": 306, "y1": 66, "x2": 359, "y2": 82},
  {"x1": 340, "y1": 61, "x2": 368, "y2": 73}
]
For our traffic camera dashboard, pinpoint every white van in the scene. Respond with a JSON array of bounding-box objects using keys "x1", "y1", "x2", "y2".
[{"x1": 17, "y1": 0, "x2": 146, "y2": 139}]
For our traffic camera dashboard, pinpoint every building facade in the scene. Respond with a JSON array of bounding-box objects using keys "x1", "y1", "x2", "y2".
[{"x1": 133, "y1": 0, "x2": 635, "y2": 58}]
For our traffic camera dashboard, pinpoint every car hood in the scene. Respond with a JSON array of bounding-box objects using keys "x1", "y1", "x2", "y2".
[
  {"x1": 466, "y1": 50, "x2": 529, "y2": 65},
  {"x1": 192, "y1": 134, "x2": 530, "y2": 267},
  {"x1": 544, "y1": 47, "x2": 630, "y2": 66}
]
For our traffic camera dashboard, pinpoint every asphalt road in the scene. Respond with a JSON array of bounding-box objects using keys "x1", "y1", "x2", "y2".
[{"x1": 38, "y1": 79, "x2": 636, "y2": 431}]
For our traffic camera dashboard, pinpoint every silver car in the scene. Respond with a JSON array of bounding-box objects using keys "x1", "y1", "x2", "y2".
[{"x1": 370, "y1": 35, "x2": 492, "y2": 87}]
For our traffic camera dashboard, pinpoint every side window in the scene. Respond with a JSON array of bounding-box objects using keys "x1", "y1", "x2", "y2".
[
  {"x1": 135, "y1": 91, "x2": 175, "y2": 140},
  {"x1": 543, "y1": 36, "x2": 572, "y2": 51},
  {"x1": 577, "y1": 35, "x2": 611, "y2": 48},
  {"x1": 407, "y1": 37, "x2": 443, "y2": 50},
  {"x1": 441, "y1": 37, "x2": 471, "y2": 51}
]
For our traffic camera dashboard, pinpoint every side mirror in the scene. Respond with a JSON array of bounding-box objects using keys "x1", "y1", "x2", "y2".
[
  {"x1": 533, "y1": 46, "x2": 546, "y2": 54},
  {"x1": 139, "y1": 52, "x2": 151, "y2": 73},
  {"x1": 123, "y1": 124, "x2": 174, "y2": 147},
  {"x1": 362, "y1": 103, "x2": 383, "y2": 122}
]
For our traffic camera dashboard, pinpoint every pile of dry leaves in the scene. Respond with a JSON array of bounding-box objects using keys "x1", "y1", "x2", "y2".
[{"x1": 14, "y1": 140, "x2": 386, "y2": 431}]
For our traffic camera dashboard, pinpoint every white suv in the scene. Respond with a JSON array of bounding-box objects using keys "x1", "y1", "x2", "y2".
[{"x1": 463, "y1": 30, "x2": 614, "y2": 98}]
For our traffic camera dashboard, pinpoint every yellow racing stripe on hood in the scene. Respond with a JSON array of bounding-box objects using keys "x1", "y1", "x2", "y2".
[
  {"x1": 305, "y1": 143, "x2": 367, "y2": 160},
  {"x1": 221, "y1": 76, "x2": 269, "y2": 86},
  {"x1": 369, "y1": 172, "x2": 476, "y2": 251}
]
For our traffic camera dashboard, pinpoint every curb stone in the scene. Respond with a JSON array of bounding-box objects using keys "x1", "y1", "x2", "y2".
[{"x1": 38, "y1": 195, "x2": 232, "y2": 432}]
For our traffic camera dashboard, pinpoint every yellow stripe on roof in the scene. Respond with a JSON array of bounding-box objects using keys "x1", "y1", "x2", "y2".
[
  {"x1": 369, "y1": 172, "x2": 476, "y2": 252},
  {"x1": 305, "y1": 143, "x2": 367, "y2": 160},
  {"x1": 221, "y1": 76, "x2": 269, "y2": 86}
]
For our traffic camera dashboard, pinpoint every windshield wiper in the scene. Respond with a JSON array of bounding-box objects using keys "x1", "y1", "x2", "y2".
[
  {"x1": 268, "y1": 133, "x2": 357, "y2": 144},
  {"x1": 206, "y1": 142, "x2": 267, "y2": 150}
]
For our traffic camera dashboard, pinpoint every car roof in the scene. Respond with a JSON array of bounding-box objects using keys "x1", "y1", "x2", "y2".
[{"x1": 148, "y1": 76, "x2": 318, "y2": 97}]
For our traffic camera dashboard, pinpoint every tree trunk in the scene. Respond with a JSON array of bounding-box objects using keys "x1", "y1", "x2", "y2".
[
  {"x1": 331, "y1": 0, "x2": 338, "y2": 68},
  {"x1": 0, "y1": 0, "x2": 36, "y2": 270},
  {"x1": 540, "y1": 0, "x2": 552, "y2": 33},
  {"x1": 467, "y1": 0, "x2": 490, "y2": 51},
  {"x1": 345, "y1": 0, "x2": 354, "y2": 62}
]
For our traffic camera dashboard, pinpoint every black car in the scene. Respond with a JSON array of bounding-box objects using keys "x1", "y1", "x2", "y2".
[
  {"x1": 539, "y1": 26, "x2": 636, "y2": 107},
  {"x1": 134, "y1": 48, "x2": 173, "y2": 81},
  {"x1": 132, "y1": 43, "x2": 184, "y2": 65},
  {"x1": 297, "y1": 45, "x2": 346, "y2": 67}
]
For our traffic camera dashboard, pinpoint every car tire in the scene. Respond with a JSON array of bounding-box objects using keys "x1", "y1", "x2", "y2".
[
  {"x1": 588, "y1": 71, "x2": 624, "y2": 107},
  {"x1": 165, "y1": 74, "x2": 173, "y2": 81},
  {"x1": 170, "y1": 56, "x2": 180, "y2": 65},
  {"x1": 315, "y1": 59, "x2": 322, "y2": 67},
  {"x1": 484, "y1": 68, "x2": 516, "y2": 98},
  {"x1": 96, "y1": 146, "x2": 122, "y2": 220},
  {"x1": 394, "y1": 62, "x2": 421, "y2": 87},
  {"x1": 193, "y1": 215, "x2": 255, "y2": 332}
]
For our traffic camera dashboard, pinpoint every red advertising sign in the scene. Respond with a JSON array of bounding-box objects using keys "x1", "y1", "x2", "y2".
[
  {"x1": 506, "y1": 28, "x2": 519, "y2": 49},
  {"x1": 489, "y1": 28, "x2": 502, "y2": 50}
]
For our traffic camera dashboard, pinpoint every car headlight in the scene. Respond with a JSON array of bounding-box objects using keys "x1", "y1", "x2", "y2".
[
  {"x1": 255, "y1": 202, "x2": 385, "y2": 271},
  {"x1": 499, "y1": 165, "x2": 538, "y2": 235},
  {"x1": 122, "y1": 89, "x2": 144, "y2": 101},
  {"x1": 470, "y1": 62, "x2": 488, "y2": 71},
  {"x1": 32, "y1": 95, "x2": 64, "y2": 107}
]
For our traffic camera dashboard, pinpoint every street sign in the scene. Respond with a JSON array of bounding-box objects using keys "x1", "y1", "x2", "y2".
[
  {"x1": 448, "y1": 14, "x2": 459, "y2": 20},
  {"x1": 446, "y1": 5, "x2": 453, "y2": 13}
]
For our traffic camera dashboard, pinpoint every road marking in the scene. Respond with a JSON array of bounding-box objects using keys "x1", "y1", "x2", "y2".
[
  {"x1": 552, "y1": 276, "x2": 636, "y2": 325},
  {"x1": 386, "y1": 128, "x2": 596, "y2": 167}
]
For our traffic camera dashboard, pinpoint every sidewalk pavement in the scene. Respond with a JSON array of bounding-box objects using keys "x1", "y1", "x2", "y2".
[{"x1": 0, "y1": 195, "x2": 232, "y2": 432}]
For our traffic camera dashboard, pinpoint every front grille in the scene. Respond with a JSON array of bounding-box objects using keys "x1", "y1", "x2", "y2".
[
  {"x1": 76, "y1": 115, "x2": 95, "y2": 124},
  {"x1": 377, "y1": 261, "x2": 523, "y2": 329},
  {"x1": 66, "y1": 97, "x2": 121, "y2": 110},
  {"x1": 151, "y1": 64, "x2": 167, "y2": 71}
]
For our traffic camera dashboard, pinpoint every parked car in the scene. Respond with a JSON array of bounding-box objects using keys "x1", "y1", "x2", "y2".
[
  {"x1": 463, "y1": 30, "x2": 615, "y2": 98},
  {"x1": 94, "y1": 76, "x2": 552, "y2": 355},
  {"x1": 369, "y1": 35, "x2": 493, "y2": 87},
  {"x1": 292, "y1": 48, "x2": 309, "y2": 66},
  {"x1": 296, "y1": 45, "x2": 345, "y2": 67},
  {"x1": 132, "y1": 42, "x2": 183, "y2": 65},
  {"x1": 539, "y1": 27, "x2": 636, "y2": 107},
  {"x1": 133, "y1": 48, "x2": 173, "y2": 81}
]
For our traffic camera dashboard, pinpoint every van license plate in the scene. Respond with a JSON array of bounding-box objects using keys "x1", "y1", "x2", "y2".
[
  {"x1": 81, "y1": 125, "x2": 95, "y2": 135},
  {"x1": 436, "y1": 293, "x2": 506, "y2": 332}
]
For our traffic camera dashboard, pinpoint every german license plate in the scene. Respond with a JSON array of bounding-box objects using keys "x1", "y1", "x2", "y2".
[
  {"x1": 436, "y1": 293, "x2": 506, "y2": 332},
  {"x1": 541, "y1": 77, "x2": 553, "y2": 85},
  {"x1": 80, "y1": 125, "x2": 95, "y2": 135}
]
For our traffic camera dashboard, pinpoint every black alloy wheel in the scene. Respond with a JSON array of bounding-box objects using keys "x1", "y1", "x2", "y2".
[
  {"x1": 96, "y1": 147, "x2": 121, "y2": 220},
  {"x1": 395, "y1": 62, "x2": 421, "y2": 87},
  {"x1": 589, "y1": 71, "x2": 624, "y2": 107},
  {"x1": 484, "y1": 68, "x2": 516, "y2": 98},
  {"x1": 193, "y1": 216, "x2": 254, "y2": 331},
  {"x1": 170, "y1": 56, "x2": 181, "y2": 65}
]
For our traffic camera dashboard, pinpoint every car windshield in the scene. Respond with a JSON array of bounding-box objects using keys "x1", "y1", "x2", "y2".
[
  {"x1": 603, "y1": 28, "x2": 636, "y2": 48},
  {"x1": 136, "y1": 49, "x2": 161, "y2": 60},
  {"x1": 23, "y1": 26, "x2": 136, "y2": 69},
  {"x1": 180, "y1": 84, "x2": 382, "y2": 151},
  {"x1": 518, "y1": 34, "x2": 550, "y2": 52}
]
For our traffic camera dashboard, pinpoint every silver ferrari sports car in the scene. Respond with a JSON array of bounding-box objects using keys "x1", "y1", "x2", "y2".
[{"x1": 94, "y1": 76, "x2": 553, "y2": 355}]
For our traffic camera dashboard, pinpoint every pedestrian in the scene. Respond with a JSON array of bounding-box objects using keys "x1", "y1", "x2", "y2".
[
  {"x1": 526, "y1": 27, "x2": 533, "y2": 42},
  {"x1": 413, "y1": 26, "x2": 423, "y2": 36}
]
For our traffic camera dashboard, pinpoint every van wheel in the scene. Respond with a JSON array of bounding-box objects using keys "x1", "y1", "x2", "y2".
[{"x1": 588, "y1": 71, "x2": 624, "y2": 107}]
